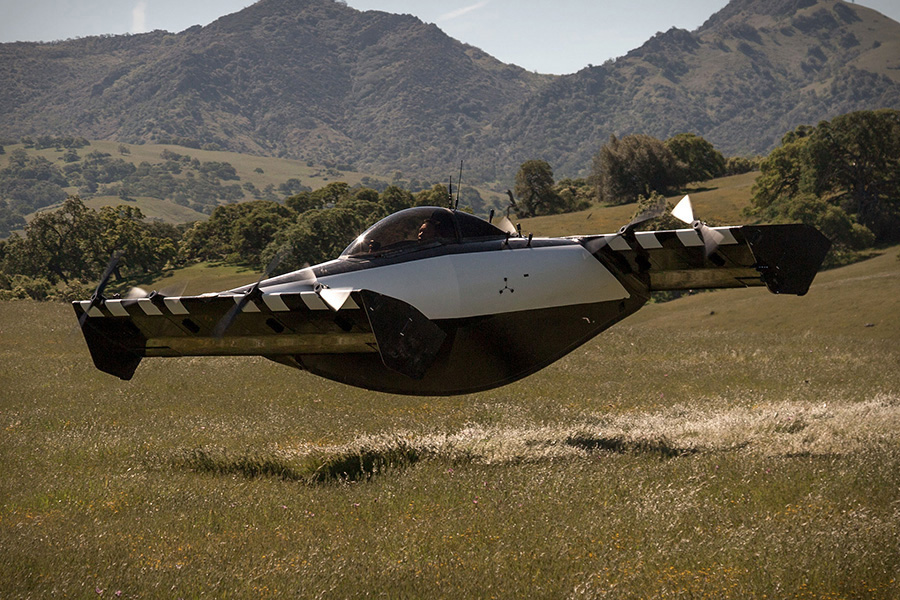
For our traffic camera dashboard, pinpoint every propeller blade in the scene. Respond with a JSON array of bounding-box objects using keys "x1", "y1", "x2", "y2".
[
  {"x1": 319, "y1": 288, "x2": 353, "y2": 312},
  {"x1": 672, "y1": 195, "x2": 694, "y2": 225},
  {"x1": 212, "y1": 293, "x2": 256, "y2": 338},
  {"x1": 584, "y1": 236, "x2": 610, "y2": 254},
  {"x1": 293, "y1": 263, "x2": 320, "y2": 289},
  {"x1": 97, "y1": 250, "x2": 124, "y2": 294},
  {"x1": 158, "y1": 279, "x2": 189, "y2": 298},
  {"x1": 672, "y1": 195, "x2": 723, "y2": 258},
  {"x1": 626, "y1": 198, "x2": 667, "y2": 231},
  {"x1": 79, "y1": 250, "x2": 123, "y2": 328},
  {"x1": 263, "y1": 247, "x2": 289, "y2": 280},
  {"x1": 699, "y1": 223, "x2": 725, "y2": 258},
  {"x1": 124, "y1": 286, "x2": 149, "y2": 299},
  {"x1": 212, "y1": 247, "x2": 290, "y2": 338},
  {"x1": 496, "y1": 216, "x2": 517, "y2": 236},
  {"x1": 585, "y1": 196, "x2": 666, "y2": 255}
]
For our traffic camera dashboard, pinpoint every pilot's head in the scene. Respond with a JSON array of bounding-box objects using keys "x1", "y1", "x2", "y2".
[
  {"x1": 417, "y1": 211, "x2": 454, "y2": 242},
  {"x1": 417, "y1": 219, "x2": 439, "y2": 241}
]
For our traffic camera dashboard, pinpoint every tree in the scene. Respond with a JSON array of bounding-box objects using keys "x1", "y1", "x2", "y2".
[
  {"x1": 2, "y1": 196, "x2": 103, "y2": 284},
  {"x1": 413, "y1": 184, "x2": 451, "y2": 208},
  {"x1": 750, "y1": 134, "x2": 809, "y2": 213},
  {"x1": 592, "y1": 134, "x2": 682, "y2": 205},
  {"x1": 800, "y1": 109, "x2": 900, "y2": 242},
  {"x1": 723, "y1": 156, "x2": 757, "y2": 176},
  {"x1": 554, "y1": 178, "x2": 594, "y2": 213},
  {"x1": 665, "y1": 133, "x2": 725, "y2": 183},
  {"x1": 513, "y1": 160, "x2": 562, "y2": 217},
  {"x1": 286, "y1": 181, "x2": 351, "y2": 213},
  {"x1": 379, "y1": 185, "x2": 414, "y2": 213},
  {"x1": 266, "y1": 208, "x2": 368, "y2": 274},
  {"x1": 228, "y1": 202, "x2": 293, "y2": 266},
  {"x1": 180, "y1": 200, "x2": 291, "y2": 266},
  {"x1": 750, "y1": 109, "x2": 900, "y2": 246},
  {"x1": 1, "y1": 196, "x2": 183, "y2": 288},
  {"x1": 98, "y1": 205, "x2": 177, "y2": 275}
]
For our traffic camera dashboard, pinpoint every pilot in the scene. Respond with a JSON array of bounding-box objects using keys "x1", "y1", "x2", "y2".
[{"x1": 417, "y1": 211, "x2": 455, "y2": 242}]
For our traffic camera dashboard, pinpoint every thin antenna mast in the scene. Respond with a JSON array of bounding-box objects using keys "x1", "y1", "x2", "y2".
[{"x1": 455, "y1": 160, "x2": 463, "y2": 209}]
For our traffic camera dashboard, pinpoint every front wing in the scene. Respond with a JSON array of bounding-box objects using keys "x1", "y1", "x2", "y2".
[{"x1": 73, "y1": 288, "x2": 445, "y2": 381}]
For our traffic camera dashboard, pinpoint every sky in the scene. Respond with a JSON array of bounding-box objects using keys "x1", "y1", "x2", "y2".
[{"x1": 1, "y1": 0, "x2": 898, "y2": 74}]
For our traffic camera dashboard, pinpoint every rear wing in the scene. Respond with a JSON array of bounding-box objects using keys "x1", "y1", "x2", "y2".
[{"x1": 583, "y1": 223, "x2": 831, "y2": 295}]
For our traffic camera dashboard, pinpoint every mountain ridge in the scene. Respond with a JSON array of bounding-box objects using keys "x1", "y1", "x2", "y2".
[{"x1": 1, "y1": 0, "x2": 898, "y2": 181}]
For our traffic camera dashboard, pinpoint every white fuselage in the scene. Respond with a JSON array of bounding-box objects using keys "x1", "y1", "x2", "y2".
[{"x1": 262, "y1": 243, "x2": 630, "y2": 320}]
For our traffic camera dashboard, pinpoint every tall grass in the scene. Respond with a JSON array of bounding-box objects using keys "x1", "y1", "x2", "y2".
[{"x1": 1, "y1": 247, "x2": 898, "y2": 598}]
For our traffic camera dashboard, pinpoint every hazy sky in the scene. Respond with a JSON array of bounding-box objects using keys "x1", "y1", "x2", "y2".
[{"x1": 1, "y1": 0, "x2": 897, "y2": 74}]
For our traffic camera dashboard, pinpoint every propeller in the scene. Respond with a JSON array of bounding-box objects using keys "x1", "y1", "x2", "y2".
[
  {"x1": 212, "y1": 248, "x2": 288, "y2": 338},
  {"x1": 495, "y1": 190, "x2": 519, "y2": 236},
  {"x1": 78, "y1": 250, "x2": 123, "y2": 328},
  {"x1": 119, "y1": 284, "x2": 185, "y2": 312},
  {"x1": 124, "y1": 286, "x2": 149, "y2": 299},
  {"x1": 291, "y1": 263, "x2": 355, "y2": 312},
  {"x1": 671, "y1": 195, "x2": 725, "y2": 258},
  {"x1": 584, "y1": 196, "x2": 666, "y2": 254}
]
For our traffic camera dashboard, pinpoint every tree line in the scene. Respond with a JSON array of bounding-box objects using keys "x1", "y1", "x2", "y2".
[
  {"x1": 511, "y1": 132, "x2": 756, "y2": 218},
  {"x1": 0, "y1": 182, "x2": 464, "y2": 300},
  {"x1": 546, "y1": 109, "x2": 898, "y2": 256},
  {"x1": 2, "y1": 109, "x2": 896, "y2": 301}
]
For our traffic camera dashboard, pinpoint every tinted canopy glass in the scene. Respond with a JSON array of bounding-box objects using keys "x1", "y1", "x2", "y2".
[{"x1": 341, "y1": 207, "x2": 506, "y2": 257}]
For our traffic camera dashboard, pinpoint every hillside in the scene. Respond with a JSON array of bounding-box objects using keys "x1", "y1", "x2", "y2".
[
  {"x1": 491, "y1": 0, "x2": 900, "y2": 174},
  {"x1": 0, "y1": 0, "x2": 547, "y2": 183},
  {"x1": 0, "y1": 139, "x2": 506, "y2": 237},
  {"x1": 517, "y1": 171, "x2": 758, "y2": 237},
  {"x1": 1, "y1": 0, "x2": 898, "y2": 182}
]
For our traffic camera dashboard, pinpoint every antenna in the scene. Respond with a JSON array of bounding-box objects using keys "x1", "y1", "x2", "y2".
[
  {"x1": 448, "y1": 175, "x2": 453, "y2": 209},
  {"x1": 455, "y1": 160, "x2": 463, "y2": 209}
]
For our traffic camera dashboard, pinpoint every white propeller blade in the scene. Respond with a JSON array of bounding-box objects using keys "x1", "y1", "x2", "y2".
[
  {"x1": 319, "y1": 288, "x2": 353, "y2": 311},
  {"x1": 496, "y1": 216, "x2": 517, "y2": 236},
  {"x1": 124, "y1": 286, "x2": 149, "y2": 299},
  {"x1": 672, "y1": 195, "x2": 695, "y2": 225}
]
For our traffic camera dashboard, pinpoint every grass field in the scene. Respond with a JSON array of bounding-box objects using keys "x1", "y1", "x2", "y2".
[{"x1": 1, "y1": 246, "x2": 898, "y2": 598}]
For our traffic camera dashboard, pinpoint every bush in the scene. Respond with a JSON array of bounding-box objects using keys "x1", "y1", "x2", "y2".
[{"x1": 9, "y1": 275, "x2": 53, "y2": 301}]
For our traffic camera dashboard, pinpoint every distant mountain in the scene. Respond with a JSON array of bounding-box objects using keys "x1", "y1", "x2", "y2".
[
  {"x1": 1, "y1": 0, "x2": 898, "y2": 182},
  {"x1": 490, "y1": 0, "x2": 900, "y2": 175}
]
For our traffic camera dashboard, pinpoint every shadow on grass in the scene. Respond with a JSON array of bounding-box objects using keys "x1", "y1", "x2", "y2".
[
  {"x1": 171, "y1": 444, "x2": 421, "y2": 483},
  {"x1": 565, "y1": 434, "x2": 697, "y2": 458}
]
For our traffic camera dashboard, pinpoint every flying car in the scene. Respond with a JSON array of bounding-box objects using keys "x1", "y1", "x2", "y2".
[{"x1": 74, "y1": 196, "x2": 831, "y2": 395}]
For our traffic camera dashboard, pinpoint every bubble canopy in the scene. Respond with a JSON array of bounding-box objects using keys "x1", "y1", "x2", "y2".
[{"x1": 341, "y1": 207, "x2": 507, "y2": 257}]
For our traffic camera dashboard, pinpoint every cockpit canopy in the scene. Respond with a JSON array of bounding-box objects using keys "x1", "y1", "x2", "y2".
[{"x1": 341, "y1": 206, "x2": 508, "y2": 258}]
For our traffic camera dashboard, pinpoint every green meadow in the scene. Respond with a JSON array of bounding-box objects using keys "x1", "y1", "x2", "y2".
[{"x1": 2, "y1": 241, "x2": 899, "y2": 598}]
